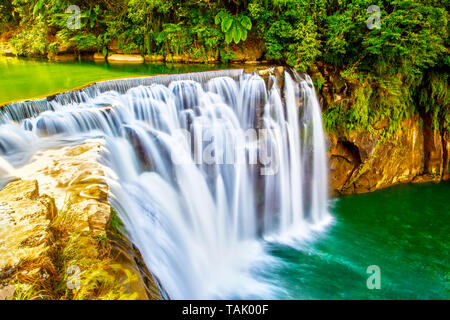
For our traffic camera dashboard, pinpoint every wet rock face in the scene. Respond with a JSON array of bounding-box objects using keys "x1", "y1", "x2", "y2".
[
  {"x1": 327, "y1": 115, "x2": 449, "y2": 195},
  {"x1": 443, "y1": 131, "x2": 450, "y2": 180},
  {"x1": 327, "y1": 116, "x2": 424, "y2": 194},
  {"x1": 310, "y1": 62, "x2": 449, "y2": 194},
  {"x1": 328, "y1": 139, "x2": 361, "y2": 192},
  {"x1": 422, "y1": 113, "x2": 444, "y2": 176},
  {"x1": 310, "y1": 62, "x2": 355, "y2": 111},
  {"x1": 230, "y1": 39, "x2": 264, "y2": 63}
]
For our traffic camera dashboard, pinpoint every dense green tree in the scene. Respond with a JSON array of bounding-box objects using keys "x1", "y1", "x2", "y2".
[{"x1": 0, "y1": 0, "x2": 448, "y2": 133}]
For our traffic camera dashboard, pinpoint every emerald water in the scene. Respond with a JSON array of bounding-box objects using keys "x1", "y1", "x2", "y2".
[
  {"x1": 0, "y1": 58, "x2": 448, "y2": 300},
  {"x1": 265, "y1": 182, "x2": 449, "y2": 299},
  {"x1": 0, "y1": 56, "x2": 225, "y2": 105}
]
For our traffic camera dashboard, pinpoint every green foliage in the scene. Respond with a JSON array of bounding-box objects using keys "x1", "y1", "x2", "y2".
[
  {"x1": 8, "y1": 20, "x2": 49, "y2": 56},
  {"x1": 249, "y1": 0, "x2": 325, "y2": 70},
  {"x1": 313, "y1": 73, "x2": 326, "y2": 91},
  {"x1": 109, "y1": 208, "x2": 124, "y2": 233},
  {"x1": 1, "y1": 0, "x2": 448, "y2": 135},
  {"x1": 285, "y1": 20, "x2": 320, "y2": 71},
  {"x1": 0, "y1": 0, "x2": 14, "y2": 27},
  {"x1": 156, "y1": 22, "x2": 192, "y2": 55},
  {"x1": 215, "y1": 10, "x2": 252, "y2": 44},
  {"x1": 322, "y1": 89, "x2": 373, "y2": 134},
  {"x1": 322, "y1": 72, "x2": 417, "y2": 138},
  {"x1": 417, "y1": 71, "x2": 450, "y2": 131}
]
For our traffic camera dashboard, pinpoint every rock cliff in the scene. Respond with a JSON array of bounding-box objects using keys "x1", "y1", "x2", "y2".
[{"x1": 312, "y1": 62, "x2": 450, "y2": 195}]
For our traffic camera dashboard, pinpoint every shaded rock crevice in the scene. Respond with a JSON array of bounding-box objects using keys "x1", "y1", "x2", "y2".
[{"x1": 421, "y1": 112, "x2": 444, "y2": 176}]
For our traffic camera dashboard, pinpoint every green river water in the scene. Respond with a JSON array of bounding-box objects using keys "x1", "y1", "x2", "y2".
[
  {"x1": 1, "y1": 57, "x2": 448, "y2": 300},
  {"x1": 267, "y1": 181, "x2": 449, "y2": 299},
  {"x1": 0, "y1": 56, "x2": 225, "y2": 105}
]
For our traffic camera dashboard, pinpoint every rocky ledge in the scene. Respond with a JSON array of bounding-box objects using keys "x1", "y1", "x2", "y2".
[{"x1": 0, "y1": 140, "x2": 160, "y2": 300}]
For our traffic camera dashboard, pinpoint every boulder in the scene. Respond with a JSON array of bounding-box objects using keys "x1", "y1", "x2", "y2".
[
  {"x1": 107, "y1": 54, "x2": 144, "y2": 64},
  {"x1": 93, "y1": 53, "x2": 106, "y2": 61},
  {"x1": 328, "y1": 116, "x2": 425, "y2": 194}
]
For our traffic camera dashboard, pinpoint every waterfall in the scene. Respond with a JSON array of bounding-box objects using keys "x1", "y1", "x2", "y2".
[{"x1": 0, "y1": 68, "x2": 331, "y2": 299}]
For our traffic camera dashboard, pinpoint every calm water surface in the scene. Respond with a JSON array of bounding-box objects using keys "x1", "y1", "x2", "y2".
[
  {"x1": 0, "y1": 56, "x2": 227, "y2": 105},
  {"x1": 266, "y1": 182, "x2": 449, "y2": 299}
]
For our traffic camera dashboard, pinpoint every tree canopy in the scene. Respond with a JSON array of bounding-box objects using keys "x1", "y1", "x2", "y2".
[{"x1": 0, "y1": 0, "x2": 448, "y2": 133}]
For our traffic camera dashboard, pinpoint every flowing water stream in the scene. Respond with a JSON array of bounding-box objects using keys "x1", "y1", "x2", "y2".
[
  {"x1": 0, "y1": 68, "x2": 331, "y2": 298},
  {"x1": 0, "y1": 65, "x2": 447, "y2": 299}
]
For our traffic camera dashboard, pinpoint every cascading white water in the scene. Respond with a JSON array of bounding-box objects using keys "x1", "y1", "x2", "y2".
[
  {"x1": 296, "y1": 72, "x2": 331, "y2": 227},
  {"x1": 0, "y1": 68, "x2": 331, "y2": 299}
]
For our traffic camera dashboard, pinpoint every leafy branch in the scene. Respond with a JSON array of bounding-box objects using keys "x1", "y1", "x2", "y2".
[{"x1": 214, "y1": 10, "x2": 251, "y2": 44}]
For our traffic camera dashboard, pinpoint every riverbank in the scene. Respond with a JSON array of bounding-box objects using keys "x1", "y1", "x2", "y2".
[{"x1": 0, "y1": 35, "x2": 265, "y2": 65}]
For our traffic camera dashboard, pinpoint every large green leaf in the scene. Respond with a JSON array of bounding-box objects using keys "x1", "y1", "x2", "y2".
[
  {"x1": 156, "y1": 31, "x2": 166, "y2": 44},
  {"x1": 241, "y1": 29, "x2": 248, "y2": 42},
  {"x1": 239, "y1": 15, "x2": 252, "y2": 30},
  {"x1": 214, "y1": 11, "x2": 226, "y2": 25},
  {"x1": 225, "y1": 30, "x2": 233, "y2": 44},
  {"x1": 221, "y1": 16, "x2": 233, "y2": 32},
  {"x1": 233, "y1": 24, "x2": 242, "y2": 44}
]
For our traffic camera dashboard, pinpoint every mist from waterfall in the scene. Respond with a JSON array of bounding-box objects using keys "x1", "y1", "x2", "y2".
[{"x1": 0, "y1": 69, "x2": 331, "y2": 299}]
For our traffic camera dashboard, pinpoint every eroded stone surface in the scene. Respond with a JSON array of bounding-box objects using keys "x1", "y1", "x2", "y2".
[
  {"x1": 13, "y1": 139, "x2": 109, "y2": 235},
  {"x1": 107, "y1": 54, "x2": 144, "y2": 64},
  {"x1": 0, "y1": 179, "x2": 56, "y2": 285},
  {"x1": 1, "y1": 140, "x2": 160, "y2": 299}
]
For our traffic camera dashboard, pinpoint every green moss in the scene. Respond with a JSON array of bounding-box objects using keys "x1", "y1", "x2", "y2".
[
  {"x1": 109, "y1": 208, "x2": 124, "y2": 234},
  {"x1": 312, "y1": 73, "x2": 325, "y2": 91}
]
